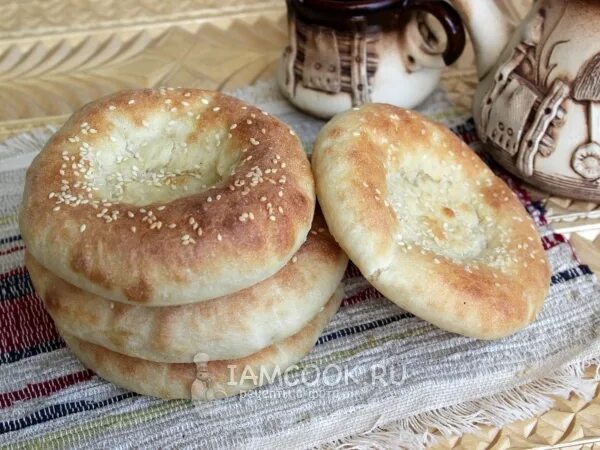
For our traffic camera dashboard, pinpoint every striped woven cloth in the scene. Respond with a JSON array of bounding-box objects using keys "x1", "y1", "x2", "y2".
[{"x1": 1, "y1": 83, "x2": 600, "y2": 449}]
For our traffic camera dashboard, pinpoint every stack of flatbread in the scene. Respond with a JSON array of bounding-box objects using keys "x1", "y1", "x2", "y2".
[{"x1": 21, "y1": 89, "x2": 348, "y2": 400}]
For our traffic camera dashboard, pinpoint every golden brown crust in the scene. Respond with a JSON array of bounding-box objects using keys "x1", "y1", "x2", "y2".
[
  {"x1": 27, "y1": 211, "x2": 347, "y2": 362},
  {"x1": 312, "y1": 104, "x2": 550, "y2": 339},
  {"x1": 58, "y1": 287, "x2": 343, "y2": 400},
  {"x1": 20, "y1": 88, "x2": 315, "y2": 305}
]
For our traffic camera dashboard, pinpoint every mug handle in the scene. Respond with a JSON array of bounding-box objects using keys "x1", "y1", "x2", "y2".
[{"x1": 404, "y1": 0, "x2": 466, "y2": 66}]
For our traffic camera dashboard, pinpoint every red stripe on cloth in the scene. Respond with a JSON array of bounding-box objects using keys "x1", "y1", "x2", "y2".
[
  {"x1": 542, "y1": 233, "x2": 566, "y2": 251},
  {"x1": 344, "y1": 263, "x2": 362, "y2": 279},
  {"x1": 0, "y1": 293, "x2": 58, "y2": 354},
  {"x1": 0, "y1": 370, "x2": 94, "y2": 409},
  {"x1": 0, "y1": 245, "x2": 25, "y2": 256},
  {"x1": 0, "y1": 266, "x2": 28, "y2": 282},
  {"x1": 342, "y1": 286, "x2": 384, "y2": 306}
]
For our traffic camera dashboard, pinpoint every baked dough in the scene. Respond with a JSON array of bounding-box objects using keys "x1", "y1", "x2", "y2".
[
  {"x1": 58, "y1": 287, "x2": 343, "y2": 400},
  {"x1": 27, "y1": 212, "x2": 347, "y2": 362},
  {"x1": 312, "y1": 104, "x2": 550, "y2": 339},
  {"x1": 20, "y1": 88, "x2": 315, "y2": 306}
]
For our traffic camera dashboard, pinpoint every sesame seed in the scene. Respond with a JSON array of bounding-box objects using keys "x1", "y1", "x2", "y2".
[
  {"x1": 289, "y1": 129, "x2": 295, "y2": 136},
  {"x1": 109, "y1": 105, "x2": 116, "y2": 110},
  {"x1": 269, "y1": 215, "x2": 276, "y2": 221},
  {"x1": 201, "y1": 99, "x2": 209, "y2": 105},
  {"x1": 131, "y1": 226, "x2": 137, "y2": 233},
  {"x1": 247, "y1": 119, "x2": 252, "y2": 124},
  {"x1": 127, "y1": 211, "x2": 135, "y2": 218},
  {"x1": 128, "y1": 99, "x2": 135, "y2": 105},
  {"x1": 250, "y1": 138, "x2": 260, "y2": 146},
  {"x1": 212, "y1": 107, "x2": 220, "y2": 112},
  {"x1": 157, "y1": 206, "x2": 166, "y2": 211},
  {"x1": 168, "y1": 223, "x2": 177, "y2": 229},
  {"x1": 292, "y1": 256, "x2": 298, "y2": 263},
  {"x1": 79, "y1": 224, "x2": 87, "y2": 232},
  {"x1": 230, "y1": 124, "x2": 237, "y2": 130},
  {"x1": 278, "y1": 191, "x2": 283, "y2": 197},
  {"x1": 53, "y1": 206, "x2": 61, "y2": 212},
  {"x1": 184, "y1": 92, "x2": 191, "y2": 97},
  {"x1": 217, "y1": 233, "x2": 223, "y2": 241}
]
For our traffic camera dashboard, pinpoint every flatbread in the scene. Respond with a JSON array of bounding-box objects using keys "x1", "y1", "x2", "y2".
[
  {"x1": 312, "y1": 104, "x2": 550, "y2": 339},
  {"x1": 59, "y1": 287, "x2": 343, "y2": 400},
  {"x1": 27, "y1": 212, "x2": 347, "y2": 362}
]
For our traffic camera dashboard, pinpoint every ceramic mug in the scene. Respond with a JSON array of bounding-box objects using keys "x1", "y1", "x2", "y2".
[{"x1": 277, "y1": 0, "x2": 466, "y2": 118}]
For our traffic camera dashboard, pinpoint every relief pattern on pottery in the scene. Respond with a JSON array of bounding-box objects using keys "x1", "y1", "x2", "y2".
[
  {"x1": 475, "y1": 0, "x2": 600, "y2": 200},
  {"x1": 281, "y1": 17, "x2": 379, "y2": 106}
]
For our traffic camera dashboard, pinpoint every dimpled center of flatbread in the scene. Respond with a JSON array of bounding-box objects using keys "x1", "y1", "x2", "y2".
[
  {"x1": 55, "y1": 91, "x2": 247, "y2": 208},
  {"x1": 77, "y1": 106, "x2": 239, "y2": 206},
  {"x1": 386, "y1": 149, "x2": 516, "y2": 272}
]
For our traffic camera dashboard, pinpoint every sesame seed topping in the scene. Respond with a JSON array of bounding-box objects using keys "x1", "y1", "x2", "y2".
[
  {"x1": 79, "y1": 224, "x2": 87, "y2": 232},
  {"x1": 128, "y1": 99, "x2": 135, "y2": 105},
  {"x1": 184, "y1": 92, "x2": 191, "y2": 97},
  {"x1": 157, "y1": 206, "x2": 166, "y2": 211},
  {"x1": 217, "y1": 233, "x2": 223, "y2": 241},
  {"x1": 53, "y1": 206, "x2": 61, "y2": 212},
  {"x1": 292, "y1": 256, "x2": 298, "y2": 263},
  {"x1": 269, "y1": 215, "x2": 276, "y2": 221},
  {"x1": 201, "y1": 99, "x2": 209, "y2": 105},
  {"x1": 109, "y1": 105, "x2": 116, "y2": 110},
  {"x1": 250, "y1": 138, "x2": 260, "y2": 146},
  {"x1": 131, "y1": 226, "x2": 137, "y2": 233},
  {"x1": 212, "y1": 107, "x2": 220, "y2": 112},
  {"x1": 289, "y1": 129, "x2": 295, "y2": 136}
]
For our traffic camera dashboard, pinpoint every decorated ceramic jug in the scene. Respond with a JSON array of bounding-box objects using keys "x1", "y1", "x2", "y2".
[
  {"x1": 277, "y1": 0, "x2": 467, "y2": 118},
  {"x1": 456, "y1": 0, "x2": 600, "y2": 201}
]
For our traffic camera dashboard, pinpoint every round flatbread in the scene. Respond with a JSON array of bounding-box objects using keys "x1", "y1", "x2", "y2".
[
  {"x1": 58, "y1": 287, "x2": 343, "y2": 400},
  {"x1": 27, "y1": 212, "x2": 347, "y2": 362},
  {"x1": 20, "y1": 88, "x2": 315, "y2": 306},
  {"x1": 312, "y1": 104, "x2": 550, "y2": 339}
]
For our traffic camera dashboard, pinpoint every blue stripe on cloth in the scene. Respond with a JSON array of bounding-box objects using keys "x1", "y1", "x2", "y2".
[
  {"x1": 0, "y1": 272, "x2": 34, "y2": 302},
  {"x1": 316, "y1": 314, "x2": 413, "y2": 346},
  {"x1": 0, "y1": 235, "x2": 21, "y2": 246},
  {"x1": 551, "y1": 265, "x2": 593, "y2": 285},
  {"x1": 1, "y1": 339, "x2": 64, "y2": 365},
  {"x1": 0, "y1": 392, "x2": 137, "y2": 435}
]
